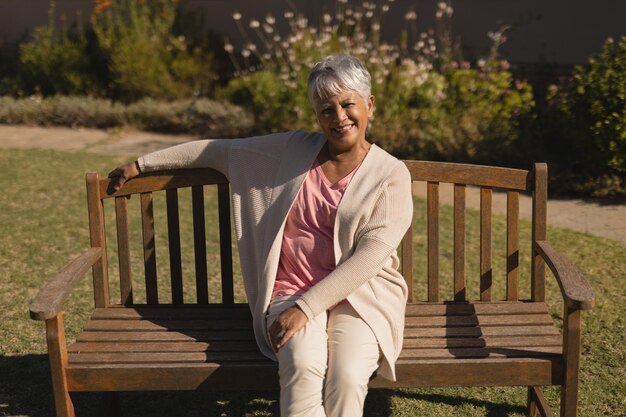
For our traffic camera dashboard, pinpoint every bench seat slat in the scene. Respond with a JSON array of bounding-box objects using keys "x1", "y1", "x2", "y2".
[
  {"x1": 405, "y1": 314, "x2": 554, "y2": 328},
  {"x1": 69, "y1": 335, "x2": 562, "y2": 354},
  {"x1": 399, "y1": 346, "x2": 561, "y2": 360},
  {"x1": 93, "y1": 302, "x2": 549, "y2": 320},
  {"x1": 405, "y1": 301, "x2": 550, "y2": 316},
  {"x1": 91, "y1": 305, "x2": 252, "y2": 320},
  {"x1": 68, "y1": 345, "x2": 561, "y2": 365},
  {"x1": 76, "y1": 330, "x2": 255, "y2": 343},
  {"x1": 84, "y1": 319, "x2": 252, "y2": 331},
  {"x1": 69, "y1": 351, "x2": 267, "y2": 364},
  {"x1": 406, "y1": 325, "x2": 560, "y2": 338},
  {"x1": 403, "y1": 335, "x2": 562, "y2": 349},
  {"x1": 85, "y1": 314, "x2": 553, "y2": 331},
  {"x1": 69, "y1": 341, "x2": 259, "y2": 353}
]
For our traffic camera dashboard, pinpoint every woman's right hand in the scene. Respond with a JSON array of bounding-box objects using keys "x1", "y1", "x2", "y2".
[{"x1": 108, "y1": 161, "x2": 141, "y2": 192}]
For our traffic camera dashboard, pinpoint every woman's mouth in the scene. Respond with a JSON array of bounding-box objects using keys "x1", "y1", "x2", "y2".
[{"x1": 333, "y1": 124, "x2": 354, "y2": 134}]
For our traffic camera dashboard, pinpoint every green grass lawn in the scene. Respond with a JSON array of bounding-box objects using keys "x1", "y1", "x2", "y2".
[{"x1": 1, "y1": 148, "x2": 624, "y2": 416}]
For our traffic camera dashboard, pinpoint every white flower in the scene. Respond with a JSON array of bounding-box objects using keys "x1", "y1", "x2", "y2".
[
  {"x1": 323, "y1": 13, "x2": 332, "y2": 24},
  {"x1": 265, "y1": 14, "x2": 275, "y2": 24},
  {"x1": 241, "y1": 49, "x2": 251, "y2": 57},
  {"x1": 249, "y1": 19, "x2": 260, "y2": 28},
  {"x1": 232, "y1": 11, "x2": 241, "y2": 21},
  {"x1": 381, "y1": 5, "x2": 389, "y2": 12},
  {"x1": 477, "y1": 58, "x2": 486, "y2": 68},
  {"x1": 405, "y1": 11, "x2": 417, "y2": 20},
  {"x1": 284, "y1": 11, "x2": 294, "y2": 19},
  {"x1": 224, "y1": 43, "x2": 234, "y2": 53}
]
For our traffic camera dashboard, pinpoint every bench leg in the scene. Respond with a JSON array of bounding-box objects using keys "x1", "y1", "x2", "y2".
[
  {"x1": 46, "y1": 315, "x2": 75, "y2": 417},
  {"x1": 528, "y1": 386, "x2": 553, "y2": 417},
  {"x1": 560, "y1": 307, "x2": 582, "y2": 417}
]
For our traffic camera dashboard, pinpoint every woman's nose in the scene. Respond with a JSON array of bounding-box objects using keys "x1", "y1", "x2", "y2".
[{"x1": 333, "y1": 107, "x2": 347, "y2": 121}]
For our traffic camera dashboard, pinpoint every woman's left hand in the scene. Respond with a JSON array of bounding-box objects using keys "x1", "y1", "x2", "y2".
[{"x1": 268, "y1": 306, "x2": 309, "y2": 352}]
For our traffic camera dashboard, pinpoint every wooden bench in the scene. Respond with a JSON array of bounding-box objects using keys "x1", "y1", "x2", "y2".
[{"x1": 30, "y1": 161, "x2": 594, "y2": 417}]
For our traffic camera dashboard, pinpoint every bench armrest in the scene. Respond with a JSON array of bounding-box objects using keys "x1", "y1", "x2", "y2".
[
  {"x1": 29, "y1": 247, "x2": 103, "y2": 320},
  {"x1": 535, "y1": 240, "x2": 595, "y2": 311}
]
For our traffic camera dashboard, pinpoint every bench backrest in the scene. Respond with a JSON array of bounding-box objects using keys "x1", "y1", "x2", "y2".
[{"x1": 88, "y1": 161, "x2": 547, "y2": 308}]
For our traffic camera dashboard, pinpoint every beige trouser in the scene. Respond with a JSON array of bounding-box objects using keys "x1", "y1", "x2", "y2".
[{"x1": 266, "y1": 296, "x2": 381, "y2": 417}]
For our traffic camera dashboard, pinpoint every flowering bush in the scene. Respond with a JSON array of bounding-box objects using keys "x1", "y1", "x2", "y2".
[
  {"x1": 221, "y1": 0, "x2": 535, "y2": 161},
  {"x1": 546, "y1": 37, "x2": 626, "y2": 174},
  {"x1": 91, "y1": 0, "x2": 216, "y2": 100}
]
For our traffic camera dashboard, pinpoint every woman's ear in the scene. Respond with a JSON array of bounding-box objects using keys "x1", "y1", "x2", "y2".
[{"x1": 367, "y1": 95, "x2": 375, "y2": 117}]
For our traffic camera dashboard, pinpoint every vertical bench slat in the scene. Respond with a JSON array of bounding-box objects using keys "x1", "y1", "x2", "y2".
[
  {"x1": 115, "y1": 196, "x2": 133, "y2": 305},
  {"x1": 453, "y1": 184, "x2": 466, "y2": 301},
  {"x1": 217, "y1": 183, "x2": 234, "y2": 304},
  {"x1": 507, "y1": 191, "x2": 520, "y2": 300},
  {"x1": 480, "y1": 187, "x2": 492, "y2": 301},
  {"x1": 140, "y1": 192, "x2": 158, "y2": 305},
  {"x1": 532, "y1": 163, "x2": 548, "y2": 302},
  {"x1": 86, "y1": 173, "x2": 110, "y2": 308},
  {"x1": 166, "y1": 189, "x2": 184, "y2": 305},
  {"x1": 401, "y1": 225, "x2": 414, "y2": 303},
  {"x1": 192, "y1": 186, "x2": 209, "y2": 304},
  {"x1": 427, "y1": 182, "x2": 439, "y2": 302}
]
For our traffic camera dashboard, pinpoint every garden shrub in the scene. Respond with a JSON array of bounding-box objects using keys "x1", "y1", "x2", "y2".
[
  {"x1": 17, "y1": 2, "x2": 99, "y2": 96},
  {"x1": 220, "y1": 0, "x2": 535, "y2": 162},
  {"x1": 126, "y1": 97, "x2": 254, "y2": 137},
  {"x1": 0, "y1": 95, "x2": 253, "y2": 138},
  {"x1": 0, "y1": 96, "x2": 124, "y2": 128},
  {"x1": 91, "y1": 0, "x2": 217, "y2": 101},
  {"x1": 545, "y1": 36, "x2": 626, "y2": 174}
]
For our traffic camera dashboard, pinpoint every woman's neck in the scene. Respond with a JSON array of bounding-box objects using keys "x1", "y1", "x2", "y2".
[
  {"x1": 318, "y1": 140, "x2": 371, "y2": 166},
  {"x1": 316, "y1": 140, "x2": 371, "y2": 184}
]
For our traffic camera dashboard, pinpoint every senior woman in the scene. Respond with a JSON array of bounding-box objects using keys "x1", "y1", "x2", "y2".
[{"x1": 109, "y1": 54, "x2": 413, "y2": 417}]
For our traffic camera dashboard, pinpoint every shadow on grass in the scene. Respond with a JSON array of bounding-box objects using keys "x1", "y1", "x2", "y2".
[
  {"x1": 1, "y1": 355, "x2": 524, "y2": 417},
  {"x1": 376, "y1": 389, "x2": 528, "y2": 417}
]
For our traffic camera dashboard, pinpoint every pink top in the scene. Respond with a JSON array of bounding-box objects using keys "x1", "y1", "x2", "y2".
[{"x1": 272, "y1": 159, "x2": 360, "y2": 299}]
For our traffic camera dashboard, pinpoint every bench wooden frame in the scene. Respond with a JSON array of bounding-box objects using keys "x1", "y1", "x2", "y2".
[{"x1": 30, "y1": 161, "x2": 594, "y2": 417}]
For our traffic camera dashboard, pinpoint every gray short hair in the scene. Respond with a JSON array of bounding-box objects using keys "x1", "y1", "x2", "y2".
[{"x1": 307, "y1": 55, "x2": 372, "y2": 107}]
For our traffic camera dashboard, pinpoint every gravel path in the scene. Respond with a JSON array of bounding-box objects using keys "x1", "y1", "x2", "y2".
[{"x1": 2, "y1": 124, "x2": 625, "y2": 243}]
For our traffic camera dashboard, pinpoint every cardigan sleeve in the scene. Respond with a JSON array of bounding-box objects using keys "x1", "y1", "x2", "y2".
[
  {"x1": 295, "y1": 162, "x2": 413, "y2": 320},
  {"x1": 137, "y1": 139, "x2": 236, "y2": 178}
]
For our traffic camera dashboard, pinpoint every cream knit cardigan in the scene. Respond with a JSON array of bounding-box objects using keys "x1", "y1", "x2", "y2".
[{"x1": 138, "y1": 130, "x2": 413, "y2": 380}]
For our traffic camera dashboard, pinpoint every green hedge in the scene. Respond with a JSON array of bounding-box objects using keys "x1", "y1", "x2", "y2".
[{"x1": 0, "y1": 96, "x2": 254, "y2": 138}]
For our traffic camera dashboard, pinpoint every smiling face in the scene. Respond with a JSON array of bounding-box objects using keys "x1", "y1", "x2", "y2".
[{"x1": 313, "y1": 90, "x2": 374, "y2": 152}]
